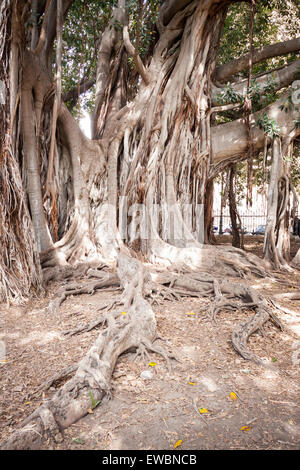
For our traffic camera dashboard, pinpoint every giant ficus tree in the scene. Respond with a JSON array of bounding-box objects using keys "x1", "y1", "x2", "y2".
[{"x1": 1, "y1": 0, "x2": 300, "y2": 449}]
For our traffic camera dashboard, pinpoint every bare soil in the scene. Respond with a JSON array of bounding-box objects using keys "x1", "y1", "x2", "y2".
[{"x1": 1, "y1": 236, "x2": 300, "y2": 450}]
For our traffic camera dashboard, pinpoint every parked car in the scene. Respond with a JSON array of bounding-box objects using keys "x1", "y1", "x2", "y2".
[
  {"x1": 223, "y1": 226, "x2": 232, "y2": 234},
  {"x1": 223, "y1": 224, "x2": 248, "y2": 235},
  {"x1": 252, "y1": 225, "x2": 266, "y2": 235}
]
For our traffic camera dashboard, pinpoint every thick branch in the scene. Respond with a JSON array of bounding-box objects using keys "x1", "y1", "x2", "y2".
[
  {"x1": 211, "y1": 91, "x2": 300, "y2": 164},
  {"x1": 216, "y1": 37, "x2": 300, "y2": 82},
  {"x1": 213, "y1": 59, "x2": 300, "y2": 105},
  {"x1": 123, "y1": 25, "x2": 150, "y2": 85},
  {"x1": 62, "y1": 74, "x2": 96, "y2": 108},
  {"x1": 35, "y1": 0, "x2": 74, "y2": 63},
  {"x1": 160, "y1": 0, "x2": 194, "y2": 26}
]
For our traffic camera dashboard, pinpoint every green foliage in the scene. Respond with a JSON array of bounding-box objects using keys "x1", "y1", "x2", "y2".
[
  {"x1": 61, "y1": 0, "x2": 116, "y2": 116},
  {"x1": 218, "y1": 0, "x2": 300, "y2": 77},
  {"x1": 127, "y1": 0, "x2": 161, "y2": 58},
  {"x1": 216, "y1": 83, "x2": 244, "y2": 105},
  {"x1": 89, "y1": 391, "x2": 101, "y2": 409},
  {"x1": 256, "y1": 112, "x2": 280, "y2": 138},
  {"x1": 61, "y1": 0, "x2": 161, "y2": 115},
  {"x1": 279, "y1": 89, "x2": 295, "y2": 113},
  {"x1": 249, "y1": 75, "x2": 278, "y2": 111}
]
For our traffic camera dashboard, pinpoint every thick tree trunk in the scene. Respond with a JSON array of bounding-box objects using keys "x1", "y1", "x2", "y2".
[
  {"x1": 0, "y1": 0, "x2": 42, "y2": 302},
  {"x1": 263, "y1": 138, "x2": 293, "y2": 268}
]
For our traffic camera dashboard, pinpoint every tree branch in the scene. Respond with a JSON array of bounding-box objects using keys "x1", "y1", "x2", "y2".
[
  {"x1": 160, "y1": 0, "x2": 193, "y2": 26},
  {"x1": 123, "y1": 24, "x2": 150, "y2": 85},
  {"x1": 62, "y1": 75, "x2": 96, "y2": 108},
  {"x1": 211, "y1": 91, "x2": 300, "y2": 164},
  {"x1": 34, "y1": 0, "x2": 74, "y2": 61},
  {"x1": 213, "y1": 58, "x2": 300, "y2": 105},
  {"x1": 215, "y1": 37, "x2": 300, "y2": 82}
]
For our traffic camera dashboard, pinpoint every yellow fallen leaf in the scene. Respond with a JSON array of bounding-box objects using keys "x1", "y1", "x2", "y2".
[
  {"x1": 198, "y1": 407, "x2": 208, "y2": 414},
  {"x1": 25, "y1": 401, "x2": 31, "y2": 405},
  {"x1": 188, "y1": 382, "x2": 196, "y2": 385},
  {"x1": 174, "y1": 440, "x2": 183, "y2": 448},
  {"x1": 185, "y1": 311, "x2": 196, "y2": 315},
  {"x1": 148, "y1": 362, "x2": 157, "y2": 367},
  {"x1": 121, "y1": 311, "x2": 126, "y2": 316},
  {"x1": 229, "y1": 392, "x2": 238, "y2": 401},
  {"x1": 240, "y1": 425, "x2": 252, "y2": 432},
  {"x1": 87, "y1": 408, "x2": 93, "y2": 414}
]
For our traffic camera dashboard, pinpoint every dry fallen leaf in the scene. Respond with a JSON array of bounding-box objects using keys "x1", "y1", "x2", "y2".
[
  {"x1": 229, "y1": 392, "x2": 238, "y2": 401},
  {"x1": 240, "y1": 425, "x2": 252, "y2": 432},
  {"x1": 198, "y1": 407, "x2": 208, "y2": 414},
  {"x1": 174, "y1": 439, "x2": 183, "y2": 448},
  {"x1": 87, "y1": 408, "x2": 93, "y2": 414},
  {"x1": 188, "y1": 382, "x2": 196, "y2": 385},
  {"x1": 148, "y1": 362, "x2": 157, "y2": 367}
]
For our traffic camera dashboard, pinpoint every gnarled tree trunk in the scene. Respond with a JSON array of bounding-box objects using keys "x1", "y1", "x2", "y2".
[{"x1": 0, "y1": 0, "x2": 42, "y2": 303}]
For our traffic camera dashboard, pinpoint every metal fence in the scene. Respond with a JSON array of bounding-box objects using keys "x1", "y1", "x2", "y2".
[{"x1": 213, "y1": 213, "x2": 266, "y2": 235}]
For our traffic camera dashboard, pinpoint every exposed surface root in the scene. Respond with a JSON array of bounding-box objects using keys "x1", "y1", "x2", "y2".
[
  {"x1": 63, "y1": 310, "x2": 121, "y2": 337},
  {"x1": 2, "y1": 246, "x2": 286, "y2": 449},
  {"x1": 1, "y1": 254, "x2": 173, "y2": 450},
  {"x1": 30, "y1": 364, "x2": 79, "y2": 396},
  {"x1": 42, "y1": 263, "x2": 109, "y2": 284},
  {"x1": 151, "y1": 271, "x2": 283, "y2": 366},
  {"x1": 47, "y1": 274, "x2": 120, "y2": 314},
  {"x1": 274, "y1": 292, "x2": 300, "y2": 301}
]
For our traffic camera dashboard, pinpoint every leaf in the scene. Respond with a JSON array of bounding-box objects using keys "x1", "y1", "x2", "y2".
[
  {"x1": 271, "y1": 357, "x2": 277, "y2": 363},
  {"x1": 121, "y1": 311, "x2": 127, "y2": 316},
  {"x1": 229, "y1": 392, "x2": 238, "y2": 401},
  {"x1": 148, "y1": 362, "x2": 157, "y2": 367},
  {"x1": 198, "y1": 407, "x2": 208, "y2": 414},
  {"x1": 87, "y1": 408, "x2": 93, "y2": 414},
  {"x1": 174, "y1": 439, "x2": 183, "y2": 448},
  {"x1": 72, "y1": 438, "x2": 84, "y2": 445},
  {"x1": 185, "y1": 311, "x2": 196, "y2": 315},
  {"x1": 25, "y1": 401, "x2": 31, "y2": 405},
  {"x1": 89, "y1": 391, "x2": 96, "y2": 408},
  {"x1": 188, "y1": 382, "x2": 196, "y2": 386},
  {"x1": 240, "y1": 425, "x2": 252, "y2": 432}
]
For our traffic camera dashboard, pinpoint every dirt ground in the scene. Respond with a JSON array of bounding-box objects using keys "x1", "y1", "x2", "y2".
[{"x1": 1, "y1": 236, "x2": 300, "y2": 450}]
